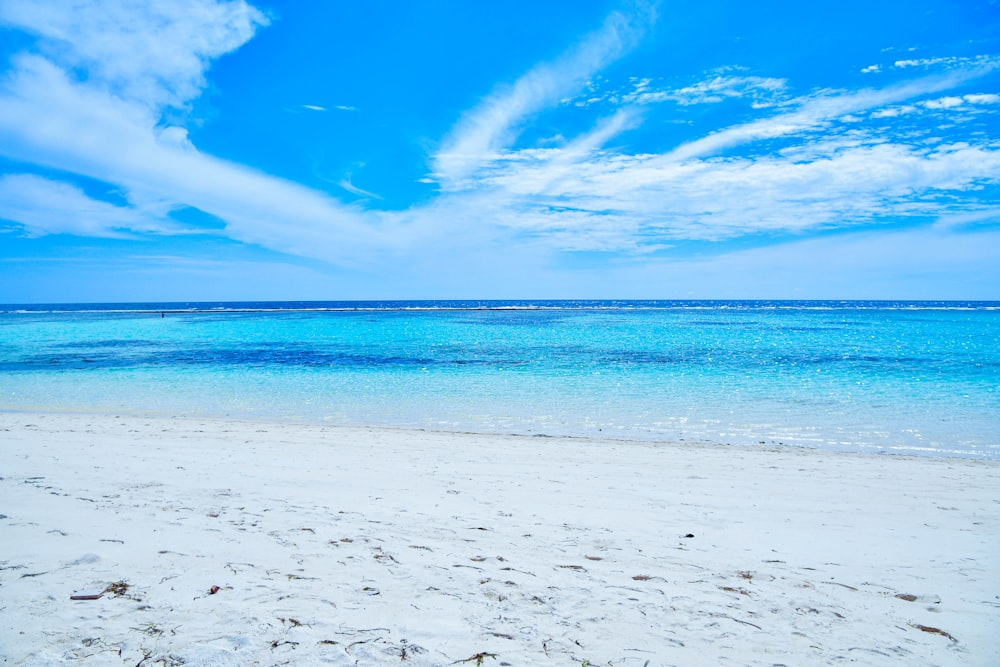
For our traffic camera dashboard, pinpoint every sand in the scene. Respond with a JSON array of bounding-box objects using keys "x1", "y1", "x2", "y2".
[{"x1": 1, "y1": 412, "x2": 998, "y2": 666}]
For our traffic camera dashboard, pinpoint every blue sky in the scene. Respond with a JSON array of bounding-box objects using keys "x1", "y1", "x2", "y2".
[{"x1": 1, "y1": 0, "x2": 998, "y2": 302}]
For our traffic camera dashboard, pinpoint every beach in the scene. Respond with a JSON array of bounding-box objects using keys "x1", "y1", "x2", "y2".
[{"x1": 1, "y1": 412, "x2": 998, "y2": 666}]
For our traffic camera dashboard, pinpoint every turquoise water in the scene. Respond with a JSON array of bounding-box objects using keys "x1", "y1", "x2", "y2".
[{"x1": 1, "y1": 301, "x2": 998, "y2": 458}]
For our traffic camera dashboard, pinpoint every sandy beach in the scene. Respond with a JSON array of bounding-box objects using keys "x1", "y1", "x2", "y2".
[{"x1": 1, "y1": 412, "x2": 998, "y2": 666}]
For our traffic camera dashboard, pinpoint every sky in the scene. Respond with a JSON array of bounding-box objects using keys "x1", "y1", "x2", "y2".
[{"x1": 0, "y1": 0, "x2": 998, "y2": 302}]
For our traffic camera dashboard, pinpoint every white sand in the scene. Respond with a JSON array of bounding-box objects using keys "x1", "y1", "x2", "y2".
[{"x1": 1, "y1": 413, "x2": 998, "y2": 666}]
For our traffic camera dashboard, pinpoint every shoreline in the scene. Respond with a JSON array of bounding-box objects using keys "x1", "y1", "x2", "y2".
[
  {"x1": 2, "y1": 412, "x2": 998, "y2": 665},
  {"x1": 2, "y1": 407, "x2": 993, "y2": 462}
]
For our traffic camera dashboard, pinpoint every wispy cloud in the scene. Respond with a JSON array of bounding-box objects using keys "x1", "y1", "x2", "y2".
[
  {"x1": 0, "y1": 173, "x2": 163, "y2": 237},
  {"x1": 300, "y1": 104, "x2": 354, "y2": 112},
  {"x1": 432, "y1": 0, "x2": 657, "y2": 184},
  {"x1": 0, "y1": 0, "x2": 268, "y2": 109},
  {"x1": 337, "y1": 178, "x2": 382, "y2": 200},
  {"x1": 651, "y1": 73, "x2": 787, "y2": 106},
  {"x1": 566, "y1": 71, "x2": 788, "y2": 108},
  {"x1": 422, "y1": 53, "x2": 1000, "y2": 254},
  {"x1": 0, "y1": 0, "x2": 997, "y2": 288},
  {"x1": 893, "y1": 55, "x2": 999, "y2": 70},
  {"x1": 0, "y1": 0, "x2": 385, "y2": 265},
  {"x1": 662, "y1": 69, "x2": 995, "y2": 162}
]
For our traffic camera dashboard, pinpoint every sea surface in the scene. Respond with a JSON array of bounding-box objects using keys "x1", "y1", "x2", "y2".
[{"x1": 1, "y1": 300, "x2": 998, "y2": 458}]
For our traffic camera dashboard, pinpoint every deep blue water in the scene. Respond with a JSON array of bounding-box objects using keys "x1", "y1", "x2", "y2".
[{"x1": 1, "y1": 301, "x2": 997, "y2": 458}]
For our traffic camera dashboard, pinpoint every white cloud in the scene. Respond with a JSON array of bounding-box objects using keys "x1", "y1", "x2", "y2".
[
  {"x1": 157, "y1": 125, "x2": 195, "y2": 150},
  {"x1": 562, "y1": 72, "x2": 787, "y2": 109},
  {"x1": 0, "y1": 0, "x2": 387, "y2": 265},
  {"x1": 454, "y1": 141, "x2": 1000, "y2": 250},
  {"x1": 892, "y1": 55, "x2": 1000, "y2": 71},
  {"x1": 869, "y1": 92, "x2": 999, "y2": 119},
  {"x1": 0, "y1": 173, "x2": 163, "y2": 237},
  {"x1": 0, "y1": 0, "x2": 997, "y2": 285},
  {"x1": 424, "y1": 58, "x2": 1000, "y2": 253},
  {"x1": 663, "y1": 72, "x2": 987, "y2": 162},
  {"x1": 337, "y1": 178, "x2": 382, "y2": 200},
  {"x1": 0, "y1": 0, "x2": 268, "y2": 109},
  {"x1": 641, "y1": 74, "x2": 786, "y2": 106},
  {"x1": 923, "y1": 96, "x2": 965, "y2": 109},
  {"x1": 894, "y1": 56, "x2": 964, "y2": 69},
  {"x1": 870, "y1": 105, "x2": 917, "y2": 118},
  {"x1": 433, "y1": 1, "x2": 656, "y2": 184},
  {"x1": 963, "y1": 93, "x2": 1000, "y2": 105},
  {"x1": 301, "y1": 103, "x2": 355, "y2": 112}
]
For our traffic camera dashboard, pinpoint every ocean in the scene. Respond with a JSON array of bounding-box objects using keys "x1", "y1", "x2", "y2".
[{"x1": 1, "y1": 300, "x2": 997, "y2": 458}]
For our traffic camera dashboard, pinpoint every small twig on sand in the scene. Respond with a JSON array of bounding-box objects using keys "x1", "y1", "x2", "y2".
[
  {"x1": 725, "y1": 615, "x2": 762, "y2": 630},
  {"x1": 819, "y1": 581, "x2": 858, "y2": 591},
  {"x1": 453, "y1": 652, "x2": 498, "y2": 665}
]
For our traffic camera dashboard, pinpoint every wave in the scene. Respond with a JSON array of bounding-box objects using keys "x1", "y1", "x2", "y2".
[{"x1": 3, "y1": 299, "x2": 1000, "y2": 315}]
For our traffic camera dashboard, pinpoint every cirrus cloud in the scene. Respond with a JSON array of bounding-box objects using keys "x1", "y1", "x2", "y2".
[
  {"x1": 0, "y1": 0, "x2": 388, "y2": 265},
  {"x1": 0, "y1": 0, "x2": 997, "y2": 292}
]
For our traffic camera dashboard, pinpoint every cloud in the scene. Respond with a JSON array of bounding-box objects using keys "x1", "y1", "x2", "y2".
[
  {"x1": 869, "y1": 92, "x2": 999, "y2": 119},
  {"x1": 663, "y1": 71, "x2": 991, "y2": 162},
  {"x1": 658, "y1": 74, "x2": 786, "y2": 106},
  {"x1": 423, "y1": 54, "x2": 1000, "y2": 253},
  {"x1": 895, "y1": 57, "x2": 953, "y2": 68},
  {"x1": 922, "y1": 93, "x2": 1000, "y2": 110},
  {"x1": 433, "y1": 0, "x2": 657, "y2": 184},
  {"x1": 963, "y1": 93, "x2": 1000, "y2": 105},
  {"x1": 0, "y1": 173, "x2": 163, "y2": 237},
  {"x1": 869, "y1": 104, "x2": 916, "y2": 118},
  {"x1": 300, "y1": 103, "x2": 357, "y2": 112},
  {"x1": 0, "y1": 0, "x2": 997, "y2": 289},
  {"x1": 0, "y1": 0, "x2": 387, "y2": 265},
  {"x1": 443, "y1": 141, "x2": 1000, "y2": 252},
  {"x1": 337, "y1": 178, "x2": 382, "y2": 200},
  {"x1": 0, "y1": 0, "x2": 268, "y2": 109},
  {"x1": 618, "y1": 72, "x2": 787, "y2": 107},
  {"x1": 888, "y1": 55, "x2": 1000, "y2": 75},
  {"x1": 923, "y1": 95, "x2": 965, "y2": 109},
  {"x1": 563, "y1": 71, "x2": 787, "y2": 109},
  {"x1": 0, "y1": 53, "x2": 383, "y2": 260}
]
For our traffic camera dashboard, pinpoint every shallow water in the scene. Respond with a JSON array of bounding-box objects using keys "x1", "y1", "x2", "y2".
[{"x1": 1, "y1": 300, "x2": 998, "y2": 458}]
